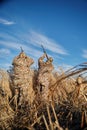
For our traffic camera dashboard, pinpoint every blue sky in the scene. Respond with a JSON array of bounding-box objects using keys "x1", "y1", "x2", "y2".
[{"x1": 0, "y1": 0, "x2": 87, "y2": 70}]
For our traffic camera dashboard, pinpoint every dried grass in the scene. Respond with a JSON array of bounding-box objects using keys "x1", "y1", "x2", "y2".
[
  {"x1": 0, "y1": 70, "x2": 14, "y2": 130},
  {"x1": 0, "y1": 53, "x2": 87, "y2": 130},
  {"x1": 0, "y1": 69, "x2": 12, "y2": 99}
]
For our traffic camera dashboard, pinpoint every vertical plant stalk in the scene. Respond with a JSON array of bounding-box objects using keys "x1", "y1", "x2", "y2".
[
  {"x1": 81, "y1": 111, "x2": 85, "y2": 128},
  {"x1": 14, "y1": 95, "x2": 18, "y2": 111},
  {"x1": 43, "y1": 114, "x2": 50, "y2": 130},
  {"x1": 51, "y1": 103, "x2": 63, "y2": 130},
  {"x1": 84, "y1": 110, "x2": 87, "y2": 125},
  {"x1": 46, "y1": 105, "x2": 53, "y2": 130}
]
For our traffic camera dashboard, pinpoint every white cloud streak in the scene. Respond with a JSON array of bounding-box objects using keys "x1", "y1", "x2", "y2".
[
  {"x1": 29, "y1": 31, "x2": 68, "y2": 55},
  {"x1": 0, "y1": 30, "x2": 69, "y2": 70},
  {"x1": 61, "y1": 63, "x2": 73, "y2": 71},
  {"x1": 55, "y1": 63, "x2": 73, "y2": 72},
  {"x1": 0, "y1": 18, "x2": 15, "y2": 25},
  {"x1": 0, "y1": 30, "x2": 68, "y2": 57},
  {"x1": 0, "y1": 63, "x2": 11, "y2": 70},
  {"x1": 82, "y1": 49, "x2": 87, "y2": 58},
  {"x1": 0, "y1": 41, "x2": 42, "y2": 58},
  {"x1": 0, "y1": 48, "x2": 11, "y2": 55}
]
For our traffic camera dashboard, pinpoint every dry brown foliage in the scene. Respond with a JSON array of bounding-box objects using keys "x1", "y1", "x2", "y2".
[{"x1": 0, "y1": 53, "x2": 87, "y2": 130}]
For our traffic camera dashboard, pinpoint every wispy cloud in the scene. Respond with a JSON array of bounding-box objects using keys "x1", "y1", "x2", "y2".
[
  {"x1": 0, "y1": 30, "x2": 68, "y2": 57},
  {"x1": 61, "y1": 63, "x2": 73, "y2": 71},
  {"x1": 0, "y1": 48, "x2": 11, "y2": 55},
  {"x1": 0, "y1": 18, "x2": 15, "y2": 25},
  {"x1": 82, "y1": 49, "x2": 87, "y2": 58},
  {"x1": 29, "y1": 31, "x2": 68, "y2": 55},
  {"x1": 55, "y1": 63, "x2": 73, "y2": 72},
  {"x1": 0, "y1": 41, "x2": 42, "y2": 58},
  {"x1": 0, "y1": 30, "x2": 69, "y2": 70},
  {"x1": 0, "y1": 63, "x2": 11, "y2": 70}
]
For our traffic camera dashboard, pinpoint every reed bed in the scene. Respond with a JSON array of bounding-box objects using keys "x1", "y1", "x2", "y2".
[{"x1": 0, "y1": 52, "x2": 87, "y2": 130}]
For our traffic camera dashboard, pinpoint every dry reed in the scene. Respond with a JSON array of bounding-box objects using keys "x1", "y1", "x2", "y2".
[{"x1": 0, "y1": 52, "x2": 87, "y2": 130}]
